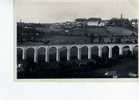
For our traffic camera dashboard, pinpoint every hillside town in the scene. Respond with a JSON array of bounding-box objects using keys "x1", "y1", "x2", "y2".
[{"x1": 17, "y1": 16, "x2": 138, "y2": 45}]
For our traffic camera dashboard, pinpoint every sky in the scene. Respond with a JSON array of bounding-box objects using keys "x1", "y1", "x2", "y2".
[{"x1": 15, "y1": 0, "x2": 138, "y2": 23}]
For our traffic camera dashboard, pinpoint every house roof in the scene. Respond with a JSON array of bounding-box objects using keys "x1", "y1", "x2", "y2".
[
  {"x1": 75, "y1": 18, "x2": 87, "y2": 22},
  {"x1": 87, "y1": 18, "x2": 101, "y2": 21}
]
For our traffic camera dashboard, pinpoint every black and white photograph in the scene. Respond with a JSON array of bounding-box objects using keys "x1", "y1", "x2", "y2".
[
  {"x1": 1, "y1": 0, "x2": 139, "y2": 100},
  {"x1": 16, "y1": 0, "x2": 138, "y2": 79}
]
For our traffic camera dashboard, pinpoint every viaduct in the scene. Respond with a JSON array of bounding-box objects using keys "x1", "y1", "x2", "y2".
[{"x1": 17, "y1": 44, "x2": 138, "y2": 62}]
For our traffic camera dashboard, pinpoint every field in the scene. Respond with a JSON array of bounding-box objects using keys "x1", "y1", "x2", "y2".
[{"x1": 46, "y1": 35, "x2": 91, "y2": 45}]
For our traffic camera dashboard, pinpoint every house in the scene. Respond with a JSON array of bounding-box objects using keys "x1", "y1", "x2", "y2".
[
  {"x1": 131, "y1": 19, "x2": 138, "y2": 28},
  {"x1": 99, "y1": 20, "x2": 109, "y2": 26},
  {"x1": 87, "y1": 18, "x2": 101, "y2": 26},
  {"x1": 75, "y1": 18, "x2": 88, "y2": 27}
]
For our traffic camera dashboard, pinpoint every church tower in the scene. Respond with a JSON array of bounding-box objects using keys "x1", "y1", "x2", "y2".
[{"x1": 120, "y1": 13, "x2": 123, "y2": 19}]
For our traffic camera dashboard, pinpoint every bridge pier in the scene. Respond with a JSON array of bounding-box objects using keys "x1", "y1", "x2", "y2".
[
  {"x1": 88, "y1": 47, "x2": 91, "y2": 59},
  {"x1": 56, "y1": 47, "x2": 60, "y2": 61},
  {"x1": 67, "y1": 47, "x2": 70, "y2": 61},
  {"x1": 34, "y1": 48, "x2": 37, "y2": 62},
  {"x1": 45, "y1": 47, "x2": 48, "y2": 62},
  {"x1": 108, "y1": 47, "x2": 112, "y2": 58},
  {"x1": 129, "y1": 45, "x2": 134, "y2": 54},
  {"x1": 22, "y1": 48, "x2": 26, "y2": 60},
  {"x1": 78, "y1": 47, "x2": 81, "y2": 60},
  {"x1": 98, "y1": 46, "x2": 102, "y2": 57},
  {"x1": 119, "y1": 46, "x2": 123, "y2": 55}
]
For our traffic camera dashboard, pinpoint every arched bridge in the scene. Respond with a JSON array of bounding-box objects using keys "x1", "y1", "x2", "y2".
[{"x1": 17, "y1": 44, "x2": 138, "y2": 62}]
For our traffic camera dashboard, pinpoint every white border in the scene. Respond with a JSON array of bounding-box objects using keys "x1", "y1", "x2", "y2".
[
  {"x1": 14, "y1": 0, "x2": 139, "y2": 82},
  {"x1": 0, "y1": 0, "x2": 139, "y2": 100}
]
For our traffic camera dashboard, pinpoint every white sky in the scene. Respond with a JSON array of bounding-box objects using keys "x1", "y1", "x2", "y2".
[{"x1": 15, "y1": 0, "x2": 138, "y2": 23}]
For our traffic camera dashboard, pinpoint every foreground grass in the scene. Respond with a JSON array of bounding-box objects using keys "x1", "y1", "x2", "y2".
[{"x1": 17, "y1": 56, "x2": 138, "y2": 79}]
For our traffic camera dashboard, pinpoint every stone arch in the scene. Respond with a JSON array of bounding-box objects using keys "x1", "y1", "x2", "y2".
[
  {"x1": 70, "y1": 46, "x2": 78, "y2": 60},
  {"x1": 81, "y1": 46, "x2": 88, "y2": 60},
  {"x1": 59, "y1": 47, "x2": 67, "y2": 61},
  {"x1": 112, "y1": 46, "x2": 119, "y2": 57},
  {"x1": 17, "y1": 48, "x2": 23, "y2": 62},
  {"x1": 102, "y1": 46, "x2": 109, "y2": 58},
  {"x1": 91, "y1": 46, "x2": 99, "y2": 58},
  {"x1": 37, "y1": 47, "x2": 46, "y2": 62},
  {"x1": 122, "y1": 46, "x2": 131, "y2": 56},
  {"x1": 48, "y1": 47, "x2": 57, "y2": 62},
  {"x1": 26, "y1": 48, "x2": 35, "y2": 62}
]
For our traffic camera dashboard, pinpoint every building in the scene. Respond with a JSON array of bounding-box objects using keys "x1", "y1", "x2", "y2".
[{"x1": 87, "y1": 18, "x2": 101, "y2": 26}]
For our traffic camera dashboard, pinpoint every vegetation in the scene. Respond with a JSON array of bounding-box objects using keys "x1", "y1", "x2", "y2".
[{"x1": 17, "y1": 54, "x2": 138, "y2": 78}]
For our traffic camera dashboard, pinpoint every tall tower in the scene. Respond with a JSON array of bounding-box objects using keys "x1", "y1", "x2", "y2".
[{"x1": 120, "y1": 13, "x2": 123, "y2": 19}]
